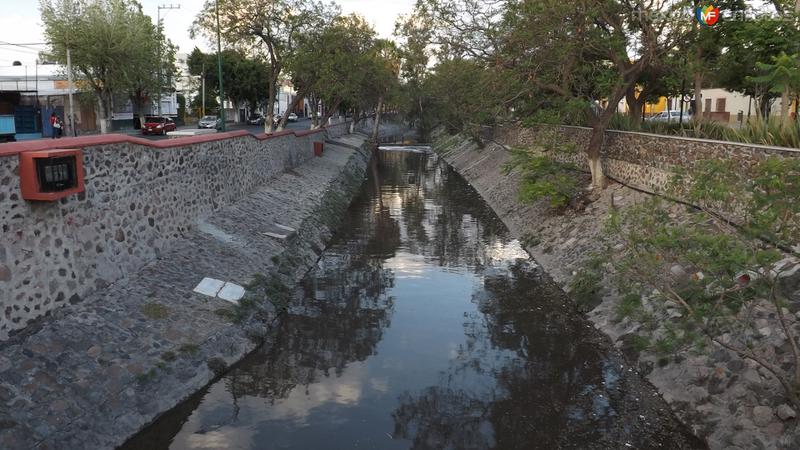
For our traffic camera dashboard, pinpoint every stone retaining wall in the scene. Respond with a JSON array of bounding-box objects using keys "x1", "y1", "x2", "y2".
[
  {"x1": 509, "y1": 124, "x2": 800, "y2": 194},
  {"x1": 435, "y1": 130, "x2": 800, "y2": 449},
  {"x1": 0, "y1": 127, "x2": 343, "y2": 340}
]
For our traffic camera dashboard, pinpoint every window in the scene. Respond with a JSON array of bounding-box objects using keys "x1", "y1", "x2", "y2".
[
  {"x1": 716, "y1": 98, "x2": 727, "y2": 112},
  {"x1": 705, "y1": 98, "x2": 712, "y2": 112}
]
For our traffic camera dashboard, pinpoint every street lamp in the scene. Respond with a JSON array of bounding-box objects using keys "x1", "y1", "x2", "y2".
[
  {"x1": 215, "y1": 0, "x2": 226, "y2": 131},
  {"x1": 157, "y1": 4, "x2": 180, "y2": 118}
]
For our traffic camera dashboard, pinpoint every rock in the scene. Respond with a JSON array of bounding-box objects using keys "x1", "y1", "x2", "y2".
[
  {"x1": 776, "y1": 404, "x2": 796, "y2": 421},
  {"x1": 0, "y1": 264, "x2": 10, "y2": 282},
  {"x1": 758, "y1": 327, "x2": 772, "y2": 337},
  {"x1": 667, "y1": 308, "x2": 683, "y2": 319},
  {"x1": 742, "y1": 368, "x2": 762, "y2": 386},
  {"x1": 765, "y1": 421, "x2": 784, "y2": 437},
  {"x1": 727, "y1": 359, "x2": 745, "y2": 372},
  {"x1": 708, "y1": 376, "x2": 727, "y2": 395},
  {"x1": 87, "y1": 345, "x2": 101, "y2": 358},
  {"x1": 670, "y1": 264, "x2": 686, "y2": 277},
  {"x1": 752, "y1": 406, "x2": 774, "y2": 427},
  {"x1": 711, "y1": 349, "x2": 732, "y2": 363}
]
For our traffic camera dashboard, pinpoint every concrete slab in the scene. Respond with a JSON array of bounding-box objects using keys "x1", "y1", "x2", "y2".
[
  {"x1": 193, "y1": 277, "x2": 225, "y2": 297},
  {"x1": 263, "y1": 231, "x2": 288, "y2": 240},
  {"x1": 218, "y1": 283, "x2": 245, "y2": 303},
  {"x1": 273, "y1": 223, "x2": 296, "y2": 232}
]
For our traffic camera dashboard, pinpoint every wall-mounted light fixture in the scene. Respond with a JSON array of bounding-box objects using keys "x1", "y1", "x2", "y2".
[{"x1": 19, "y1": 149, "x2": 85, "y2": 201}]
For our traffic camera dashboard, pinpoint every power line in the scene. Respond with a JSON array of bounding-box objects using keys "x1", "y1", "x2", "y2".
[
  {"x1": 0, "y1": 42, "x2": 48, "y2": 46},
  {"x1": 0, "y1": 46, "x2": 41, "y2": 55},
  {"x1": 0, "y1": 41, "x2": 48, "y2": 52}
]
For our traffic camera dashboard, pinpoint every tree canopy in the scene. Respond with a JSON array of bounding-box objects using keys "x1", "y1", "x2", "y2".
[{"x1": 41, "y1": 0, "x2": 176, "y2": 133}]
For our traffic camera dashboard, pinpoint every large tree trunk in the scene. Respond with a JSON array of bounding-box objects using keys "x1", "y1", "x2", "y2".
[
  {"x1": 587, "y1": 81, "x2": 631, "y2": 189},
  {"x1": 781, "y1": 86, "x2": 790, "y2": 125},
  {"x1": 265, "y1": 68, "x2": 278, "y2": 133},
  {"x1": 317, "y1": 99, "x2": 342, "y2": 129},
  {"x1": 96, "y1": 90, "x2": 112, "y2": 134},
  {"x1": 349, "y1": 107, "x2": 359, "y2": 133},
  {"x1": 587, "y1": 125, "x2": 606, "y2": 188},
  {"x1": 309, "y1": 95, "x2": 319, "y2": 129},
  {"x1": 694, "y1": 72, "x2": 704, "y2": 119},
  {"x1": 625, "y1": 85, "x2": 644, "y2": 125},
  {"x1": 276, "y1": 87, "x2": 307, "y2": 131},
  {"x1": 131, "y1": 95, "x2": 147, "y2": 129},
  {"x1": 371, "y1": 96, "x2": 384, "y2": 142}
]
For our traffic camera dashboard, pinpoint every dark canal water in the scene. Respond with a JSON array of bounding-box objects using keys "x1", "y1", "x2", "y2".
[{"x1": 124, "y1": 148, "x2": 704, "y2": 450}]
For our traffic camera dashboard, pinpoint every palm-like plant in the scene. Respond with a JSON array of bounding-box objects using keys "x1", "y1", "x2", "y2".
[{"x1": 749, "y1": 52, "x2": 800, "y2": 126}]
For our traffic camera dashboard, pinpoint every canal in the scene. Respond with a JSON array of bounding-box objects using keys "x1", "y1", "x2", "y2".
[{"x1": 123, "y1": 148, "x2": 704, "y2": 449}]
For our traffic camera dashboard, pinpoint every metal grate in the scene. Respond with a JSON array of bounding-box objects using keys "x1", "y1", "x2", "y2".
[{"x1": 36, "y1": 155, "x2": 77, "y2": 192}]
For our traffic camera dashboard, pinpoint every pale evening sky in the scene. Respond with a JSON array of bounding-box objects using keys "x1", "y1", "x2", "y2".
[{"x1": 0, "y1": 0, "x2": 416, "y2": 67}]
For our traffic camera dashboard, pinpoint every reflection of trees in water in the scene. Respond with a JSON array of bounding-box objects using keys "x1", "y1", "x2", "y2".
[
  {"x1": 225, "y1": 253, "x2": 396, "y2": 402},
  {"x1": 392, "y1": 262, "x2": 689, "y2": 450},
  {"x1": 375, "y1": 151, "x2": 509, "y2": 269}
]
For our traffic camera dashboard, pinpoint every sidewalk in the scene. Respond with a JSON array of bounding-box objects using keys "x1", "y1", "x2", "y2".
[{"x1": 0, "y1": 136, "x2": 369, "y2": 450}]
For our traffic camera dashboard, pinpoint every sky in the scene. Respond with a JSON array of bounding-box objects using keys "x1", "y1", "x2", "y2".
[{"x1": 0, "y1": 0, "x2": 415, "y2": 67}]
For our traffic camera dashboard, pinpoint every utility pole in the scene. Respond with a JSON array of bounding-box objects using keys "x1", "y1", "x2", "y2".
[
  {"x1": 215, "y1": 0, "x2": 226, "y2": 131},
  {"x1": 157, "y1": 4, "x2": 180, "y2": 118},
  {"x1": 201, "y1": 63, "x2": 206, "y2": 117},
  {"x1": 66, "y1": 48, "x2": 76, "y2": 137}
]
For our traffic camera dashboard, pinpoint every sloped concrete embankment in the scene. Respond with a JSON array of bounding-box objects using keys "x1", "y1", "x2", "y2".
[
  {"x1": 434, "y1": 131, "x2": 800, "y2": 450},
  {"x1": 0, "y1": 135, "x2": 370, "y2": 450}
]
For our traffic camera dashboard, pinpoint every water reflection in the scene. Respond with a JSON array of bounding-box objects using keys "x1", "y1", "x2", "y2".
[{"x1": 124, "y1": 150, "x2": 703, "y2": 450}]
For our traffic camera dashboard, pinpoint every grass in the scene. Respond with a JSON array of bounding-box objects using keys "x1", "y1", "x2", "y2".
[
  {"x1": 141, "y1": 302, "x2": 169, "y2": 320},
  {"x1": 607, "y1": 113, "x2": 800, "y2": 148},
  {"x1": 135, "y1": 368, "x2": 158, "y2": 384},
  {"x1": 614, "y1": 292, "x2": 643, "y2": 321},
  {"x1": 178, "y1": 343, "x2": 200, "y2": 355},
  {"x1": 569, "y1": 256, "x2": 605, "y2": 312},
  {"x1": 214, "y1": 308, "x2": 238, "y2": 322}
]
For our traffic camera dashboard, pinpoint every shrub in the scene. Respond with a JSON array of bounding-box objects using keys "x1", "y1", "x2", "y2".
[
  {"x1": 518, "y1": 157, "x2": 582, "y2": 208},
  {"x1": 569, "y1": 255, "x2": 605, "y2": 311},
  {"x1": 608, "y1": 156, "x2": 800, "y2": 408}
]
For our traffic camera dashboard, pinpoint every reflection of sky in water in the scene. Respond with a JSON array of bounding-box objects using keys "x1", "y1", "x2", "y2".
[{"x1": 128, "y1": 149, "x2": 701, "y2": 450}]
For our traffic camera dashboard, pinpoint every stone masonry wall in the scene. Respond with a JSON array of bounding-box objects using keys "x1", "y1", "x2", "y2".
[
  {"x1": 507, "y1": 124, "x2": 800, "y2": 194},
  {"x1": 0, "y1": 129, "x2": 333, "y2": 339}
]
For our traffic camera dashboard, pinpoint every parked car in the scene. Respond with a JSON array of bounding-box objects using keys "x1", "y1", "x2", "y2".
[
  {"x1": 142, "y1": 116, "x2": 177, "y2": 135},
  {"x1": 646, "y1": 110, "x2": 692, "y2": 123},
  {"x1": 198, "y1": 115, "x2": 222, "y2": 130},
  {"x1": 287, "y1": 112, "x2": 298, "y2": 122},
  {"x1": 248, "y1": 114, "x2": 265, "y2": 125}
]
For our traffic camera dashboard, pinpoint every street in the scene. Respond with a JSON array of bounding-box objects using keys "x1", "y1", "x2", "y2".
[{"x1": 138, "y1": 117, "x2": 314, "y2": 141}]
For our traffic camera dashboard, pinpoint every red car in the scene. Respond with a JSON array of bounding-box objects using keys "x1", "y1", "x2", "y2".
[{"x1": 142, "y1": 116, "x2": 177, "y2": 135}]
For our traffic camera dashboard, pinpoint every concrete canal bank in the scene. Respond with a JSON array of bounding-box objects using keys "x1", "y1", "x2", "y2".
[
  {"x1": 434, "y1": 128, "x2": 800, "y2": 450},
  {"x1": 0, "y1": 127, "x2": 371, "y2": 449}
]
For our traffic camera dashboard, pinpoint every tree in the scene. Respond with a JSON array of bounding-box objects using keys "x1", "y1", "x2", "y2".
[
  {"x1": 713, "y1": 11, "x2": 800, "y2": 118},
  {"x1": 129, "y1": 27, "x2": 177, "y2": 128},
  {"x1": 194, "y1": 0, "x2": 339, "y2": 132},
  {"x1": 41, "y1": 0, "x2": 173, "y2": 133},
  {"x1": 187, "y1": 48, "x2": 270, "y2": 116},
  {"x1": 408, "y1": 0, "x2": 692, "y2": 188},
  {"x1": 749, "y1": 52, "x2": 800, "y2": 125},
  {"x1": 313, "y1": 15, "x2": 380, "y2": 128},
  {"x1": 607, "y1": 157, "x2": 800, "y2": 409},
  {"x1": 394, "y1": 10, "x2": 435, "y2": 134}
]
